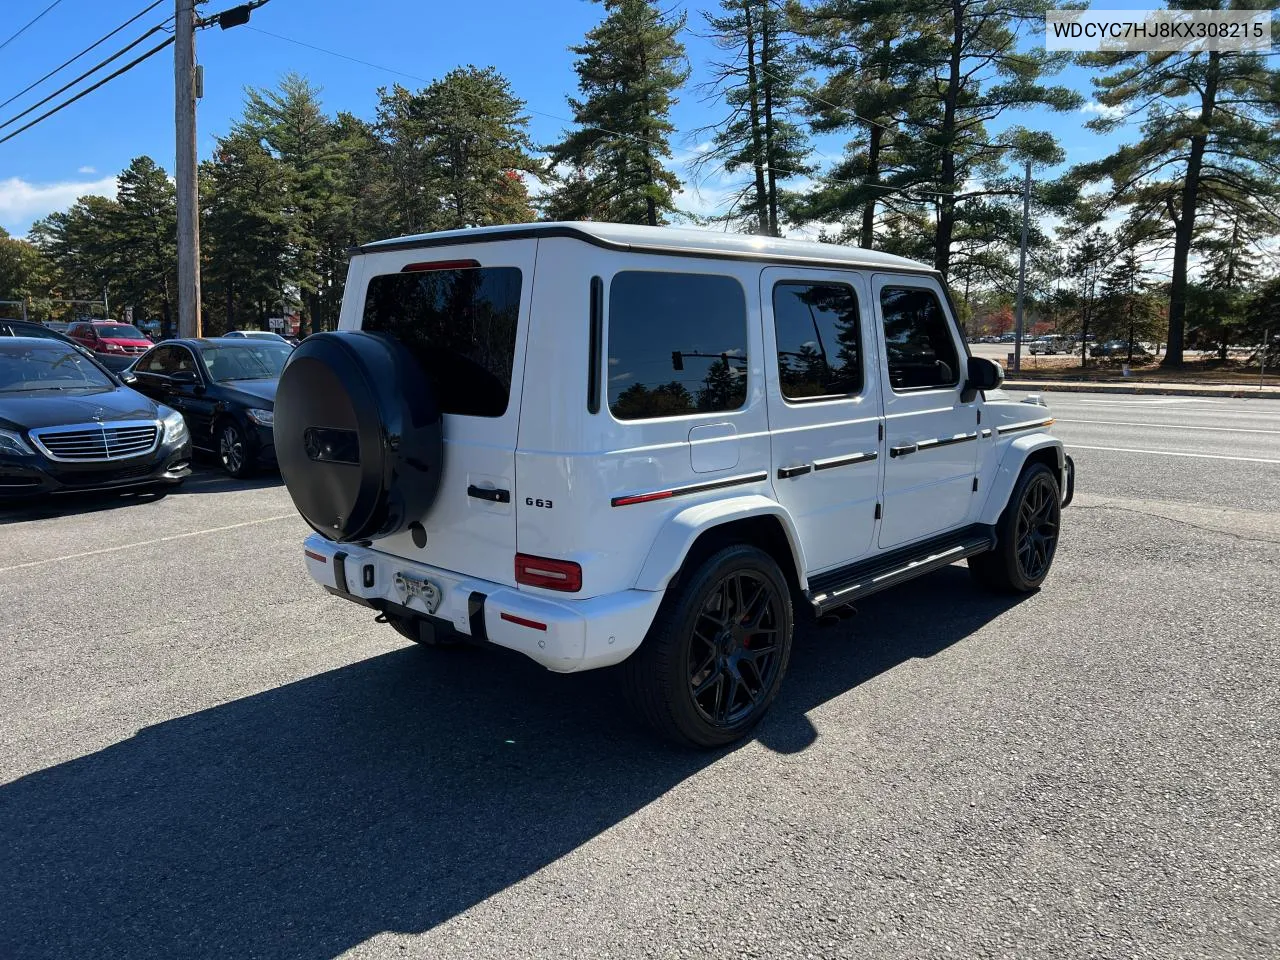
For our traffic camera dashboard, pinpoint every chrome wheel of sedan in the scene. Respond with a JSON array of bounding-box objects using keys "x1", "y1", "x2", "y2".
[{"x1": 217, "y1": 421, "x2": 252, "y2": 478}]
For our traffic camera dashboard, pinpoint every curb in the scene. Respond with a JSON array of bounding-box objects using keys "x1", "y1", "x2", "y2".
[{"x1": 1003, "y1": 379, "x2": 1280, "y2": 400}]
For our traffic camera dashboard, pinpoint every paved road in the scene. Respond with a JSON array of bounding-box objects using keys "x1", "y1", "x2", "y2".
[{"x1": 2, "y1": 393, "x2": 1277, "y2": 960}]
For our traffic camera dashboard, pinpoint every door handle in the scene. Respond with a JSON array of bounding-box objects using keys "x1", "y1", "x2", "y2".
[
  {"x1": 467, "y1": 485, "x2": 510, "y2": 504},
  {"x1": 889, "y1": 442, "x2": 918, "y2": 458},
  {"x1": 777, "y1": 464, "x2": 811, "y2": 479}
]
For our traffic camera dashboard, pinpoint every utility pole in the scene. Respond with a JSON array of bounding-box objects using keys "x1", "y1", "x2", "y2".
[
  {"x1": 175, "y1": 0, "x2": 201, "y2": 339},
  {"x1": 1013, "y1": 159, "x2": 1031, "y2": 375}
]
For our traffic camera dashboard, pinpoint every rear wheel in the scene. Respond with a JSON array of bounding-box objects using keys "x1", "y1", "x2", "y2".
[
  {"x1": 969, "y1": 462, "x2": 1061, "y2": 592},
  {"x1": 623, "y1": 544, "x2": 794, "y2": 748}
]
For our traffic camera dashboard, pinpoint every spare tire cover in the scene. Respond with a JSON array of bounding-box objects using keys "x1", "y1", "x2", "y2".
[{"x1": 275, "y1": 331, "x2": 443, "y2": 542}]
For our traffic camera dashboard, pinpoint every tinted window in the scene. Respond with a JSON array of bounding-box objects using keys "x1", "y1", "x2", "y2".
[
  {"x1": 140, "y1": 347, "x2": 179, "y2": 374},
  {"x1": 200, "y1": 343, "x2": 292, "y2": 381},
  {"x1": 94, "y1": 324, "x2": 147, "y2": 340},
  {"x1": 772, "y1": 281, "x2": 862, "y2": 401},
  {"x1": 362, "y1": 267, "x2": 521, "y2": 418},
  {"x1": 0, "y1": 341, "x2": 114, "y2": 392},
  {"x1": 608, "y1": 271, "x2": 747, "y2": 421},
  {"x1": 879, "y1": 286, "x2": 961, "y2": 391}
]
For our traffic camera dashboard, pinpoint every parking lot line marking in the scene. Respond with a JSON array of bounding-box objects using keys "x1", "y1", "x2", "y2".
[
  {"x1": 1075, "y1": 398, "x2": 1224, "y2": 405},
  {"x1": 0, "y1": 514, "x2": 296, "y2": 574},
  {"x1": 1069, "y1": 444, "x2": 1280, "y2": 464},
  {"x1": 1057, "y1": 418, "x2": 1280, "y2": 435}
]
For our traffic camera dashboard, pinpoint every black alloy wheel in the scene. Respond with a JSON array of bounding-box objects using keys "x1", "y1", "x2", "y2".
[
  {"x1": 688, "y1": 571, "x2": 785, "y2": 726},
  {"x1": 1015, "y1": 472, "x2": 1060, "y2": 581},
  {"x1": 969, "y1": 461, "x2": 1062, "y2": 593},
  {"x1": 623, "y1": 543, "x2": 795, "y2": 748}
]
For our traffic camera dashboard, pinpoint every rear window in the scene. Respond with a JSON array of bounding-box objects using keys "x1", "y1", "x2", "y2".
[
  {"x1": 362, "y1": 267, "x2": 521, "y2": 417},
  {"x1": 607, "y1": 271, "x2": 748, "y2": 421}
]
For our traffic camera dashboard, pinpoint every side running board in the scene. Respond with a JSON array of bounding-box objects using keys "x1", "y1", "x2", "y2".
[{"x1": 806, "y1": 524, "x2": 997, "y2": 615}]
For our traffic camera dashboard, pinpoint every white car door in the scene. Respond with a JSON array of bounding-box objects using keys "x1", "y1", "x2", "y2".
[
  {"x1": 873, "y1": 274, "x2": 980, "y2": 549},
  {"x1": 761, "y1": 267, "x2": 883, "y2": 574}
]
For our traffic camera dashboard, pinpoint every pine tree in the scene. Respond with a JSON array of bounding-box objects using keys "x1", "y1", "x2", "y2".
[
  {"x1": 790, "y1": 0, "x2": 928, "y2": 247},
  {"x1": 546, "y1": 0, "x2": 689, "y2": 225},
  {"x1": 113, "y1": 157, "x2": 178, "y2": 331},
  {"x1": 1074, "y1": 1, "x2": 1280, "y2": 367},
  {"x1": 202, "y1": 133, "x2": 291, "y2": 333},
  {"x1": 695, "y1": 0, "x2": 810, "y2": 235},
  {"x1": 415, "y1": 66, "x2": 540, "y2": 229}
]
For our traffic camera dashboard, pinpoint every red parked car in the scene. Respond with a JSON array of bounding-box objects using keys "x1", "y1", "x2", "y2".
[{"x1": 65, "y1": 321, "x2": 153, "y2": 371}]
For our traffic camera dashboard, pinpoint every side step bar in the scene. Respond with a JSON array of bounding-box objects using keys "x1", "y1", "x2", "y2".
[{"x1": 806, "y1": 524, "x2": 997, "y2": 616}]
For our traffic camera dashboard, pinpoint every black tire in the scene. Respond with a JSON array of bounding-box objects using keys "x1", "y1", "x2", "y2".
[
  {"x1": 969, "y1": 462, "x2": 1061, "y2": 593},
  {"x1": 216, "y1": 418, "x2": 254, "y2": 478},
  {"x1": 623, "y1": 544, "x2": 794, "y2": 748}
]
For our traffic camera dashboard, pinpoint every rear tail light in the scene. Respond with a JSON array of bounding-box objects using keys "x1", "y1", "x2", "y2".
[{"x1": 514, "y1": 553, "x2": 582, "y2": 592}]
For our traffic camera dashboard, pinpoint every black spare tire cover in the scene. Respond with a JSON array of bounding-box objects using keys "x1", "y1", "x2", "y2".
[{"x1": 275, "y1": 331, "x2": 443, "y2": 542}]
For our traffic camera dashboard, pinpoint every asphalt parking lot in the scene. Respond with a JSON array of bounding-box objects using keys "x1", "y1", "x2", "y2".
[{"x1": 2, "y1": 391, "x2": 1277, "y2": 960}]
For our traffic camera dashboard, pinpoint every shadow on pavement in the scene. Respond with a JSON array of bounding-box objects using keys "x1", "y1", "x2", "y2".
[{"x1": 0, "y1": 567, "x2": 1025, "y2": 960}]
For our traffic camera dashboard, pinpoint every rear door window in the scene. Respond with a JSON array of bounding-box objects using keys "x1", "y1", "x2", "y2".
[
  {"x1": 879, "y1": 286, "x2": 961, "y2": 391},
  {"x1": 607, "y1": 271, "x2": 748, "y2": 421},
  {"x1": 362, "y1": 266, "x2": 522, "y2": 418}
]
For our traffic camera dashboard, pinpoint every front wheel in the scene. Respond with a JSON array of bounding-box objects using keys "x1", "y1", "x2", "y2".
[
  {"x1": 217, "y1": 419, "x2": 254, "y2": 478},
  {"x1": 623, "y1": 544, "x2": 794, "y2": 748},
  {"x1": 969, "y1": 462, "x2": 1061, "y2": 592}
]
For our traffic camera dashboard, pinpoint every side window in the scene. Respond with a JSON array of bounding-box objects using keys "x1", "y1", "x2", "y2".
[
  {"x1": 772, "y1": 281, "x2": 862, "y2": 401},
  {"x1": 143, "y1": 347, "x2": 177, "y2": 374},
  {"x1": 879, "y1": 286, "x2": 961, "y2": 391},
  {"x1": 608, "y1": 271, "x2": 747, "y2": 421},
  {"x1": 362, "y1": 266, "x2": 521, "y2": 418}
]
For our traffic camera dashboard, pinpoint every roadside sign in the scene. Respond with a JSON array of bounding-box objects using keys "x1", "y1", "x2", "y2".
[{"x1": 124, "y1": 306, "x2": 133, "y2": 323}]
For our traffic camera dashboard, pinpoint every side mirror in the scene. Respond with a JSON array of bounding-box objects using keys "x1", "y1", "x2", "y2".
[
  {"x1": 170, "y1": 370, "x2": 197, "y2": 385},
  {"x1": 120, "y1": 371, "x2": 138, "y2": 385},
  {"x1": 962, "y1": 356, "x2": 1003, "y2": 402}
]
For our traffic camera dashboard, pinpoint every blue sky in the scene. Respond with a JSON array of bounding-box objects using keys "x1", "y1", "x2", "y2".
[{"x1": 0, "y1": 0, "x2": 1142, "y2": 236}]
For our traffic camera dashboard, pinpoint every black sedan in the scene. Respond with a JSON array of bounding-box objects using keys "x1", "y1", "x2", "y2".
[
  {"x1": 0, "y1": 337, "x2": 191, "y2": 500},
  {"x1": 127, "y1": 338, "x2": 292, "y2": 477}
]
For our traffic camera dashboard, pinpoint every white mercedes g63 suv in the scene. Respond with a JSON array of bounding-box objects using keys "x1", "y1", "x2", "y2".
[{"x1": 275, "y1": 222, "x2": 1074, "y2": 747}]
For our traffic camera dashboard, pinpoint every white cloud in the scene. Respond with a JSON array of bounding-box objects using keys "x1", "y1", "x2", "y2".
[
  {"x1": 78, "y1": 165, "x2": 96, "y2": 174},
  {"x1": 1080, "y1": 101, "x2": 1126, "y2": 120},
  {"x1": 0, "y1": 175, "x2": 118, "y2": 235}
]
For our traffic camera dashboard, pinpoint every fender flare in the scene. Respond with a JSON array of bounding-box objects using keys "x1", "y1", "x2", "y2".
[
  {"x1": 978, "y1": 433, "x2": 1065, "y2": 525},
  {"x1": 633, "y1": 494, "x2": 810, "y2": 592}
]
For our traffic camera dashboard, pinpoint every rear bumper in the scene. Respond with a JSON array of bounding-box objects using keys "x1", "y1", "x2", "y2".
[{"x1": 302, "y1": 534, "x2": 664, "y2": 673}]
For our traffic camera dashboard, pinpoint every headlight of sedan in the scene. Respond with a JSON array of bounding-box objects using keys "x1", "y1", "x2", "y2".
[
  {"x1": 245, "y1": 408, "x2": 274, "y2": 427},
  {"x1": 160, "y1": 409, "x2": 189, "y2": 443},
  {"x1": 0, "y1": 428, "x2": 35, "y2": 457}
]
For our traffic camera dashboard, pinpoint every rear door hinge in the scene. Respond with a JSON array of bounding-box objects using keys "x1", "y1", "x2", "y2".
[
  {"x1": 874, "y1": 503, "x2": 882, "y2": 520},
  {"x1": 972, "y1": 477, "x2": 979, "y2": 492}
]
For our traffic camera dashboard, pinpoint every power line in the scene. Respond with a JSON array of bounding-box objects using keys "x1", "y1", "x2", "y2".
[
  {"x1": 243, "y1": 25, "x2": 949, "y2": 207},
  {"x1": 0, "y1": 0, "x2": 168, "y2": 113},
  {"x1": 0, "y1": 35, "x2": 175, "y2": 147},
  {"x1": 0, "y1": 18, "x2": 174, "y2": 133},
  {"x1": 0, "y1": 0, "x2": 65, "y2": 54}
]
